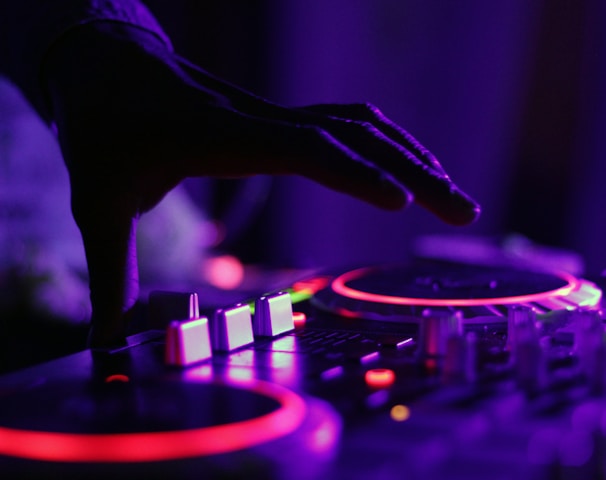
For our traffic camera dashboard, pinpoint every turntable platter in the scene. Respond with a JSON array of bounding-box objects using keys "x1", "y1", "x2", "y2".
[
  {"x1": 311, "y1": 262, "x2": 601, "y2": 322},
  {"x1": 0, "y1": 378, "x2": 306, "y2": 462}
]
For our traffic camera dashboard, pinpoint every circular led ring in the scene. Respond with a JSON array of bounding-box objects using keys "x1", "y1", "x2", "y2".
[
  {"x1": 0, "y1": 379, "x2": 307, "y2": 463},
  {"x1": 332, "y1": 266, "x2": 580, "y2": 307}
]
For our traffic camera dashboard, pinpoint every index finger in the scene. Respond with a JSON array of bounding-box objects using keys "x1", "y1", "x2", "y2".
[
  {"x1": 301, "y1": 103, "x2": 448, "y2": 177},
  {"x1": 311, "y1": 117, "x2": 480, "y2": 225}
]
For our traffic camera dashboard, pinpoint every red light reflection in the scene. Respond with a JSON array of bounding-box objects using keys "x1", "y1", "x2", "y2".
[{"x1": 104, "y1": 374, "x2": 130, "y2": 383}]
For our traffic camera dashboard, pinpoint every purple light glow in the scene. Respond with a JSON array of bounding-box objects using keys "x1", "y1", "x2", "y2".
[
  {"x1": 203, "y1": 254, "x2": 244, "y2": 290},
  {"x1": 307, "y1": 416, "x2": 340, "y2": 454}
]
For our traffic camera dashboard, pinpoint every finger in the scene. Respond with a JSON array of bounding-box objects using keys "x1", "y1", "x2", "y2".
[
  {"x1": 169, "y1": 61, "x2": 478, "y2": 223},
  {"x1": 307, "y1": 117, "x2": 480, "y2": 225},
  {"x1": 301, "y1": 103, "x2": 447, "y2": 176},
  {"x1": 291, "y1": 126, "x2": 414, "y2": 211},
  {"x1": 69, "y1": 176, "x2": 140, "y2": 348},
  {"x1": 176, "y1": 58, "x2": 445, "y2": 183},
  {"x1": 174, "y1": 108, "x2": 412, "y2": 210},
  {"x1": 177, "y1": 92, "x2": 478, "y2": 224}
]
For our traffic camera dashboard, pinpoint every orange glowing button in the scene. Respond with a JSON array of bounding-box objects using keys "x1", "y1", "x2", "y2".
[
  {"x1": 364, "y1": 368, "x2": 396, "y2": 389},
  {"x1": 390, "y1": 404, "x2": 411, "y2": 422}
]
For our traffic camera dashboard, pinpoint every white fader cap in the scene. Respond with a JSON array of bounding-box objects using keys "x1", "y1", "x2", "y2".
[
  {"x1": 210, "y1": 304, "x2": 254, "y2": 352},
  {"x1": 253, "y1": 292, "x2": 294, "y2": 337},
  {"x1": 165, "y1": 317, "x2": 212, "y2": 367}
]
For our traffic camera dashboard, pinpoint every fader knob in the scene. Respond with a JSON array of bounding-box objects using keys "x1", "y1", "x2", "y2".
[
  {"x1": 515, "y1": 336, "x2": 548, "y2": 392},
  {"x1": 253, "y1": 291, "x2": 294, "y2": 337},
  {"x1": 443, "y1": 332, "x2": 477, "y2": 384},
  {"x1": 418, "y1": 309, "x2": 463, "y2": 357},
  {"x1": 506, "y1": 305, "x2": 536, "y2": 352},
  {"x1": 572, "y1": 308, "x2": 606, "y2": 394},
  {"x1": 507, "y1": 307, "x2": 547, "y2": 392},
  {"x1": 210, "y1": 304, "x2": 254, "y2": 352},
  {"x1": 572, "y1": 308, "x2": 602, "y2": 354},
  {"x1": 165, "y1": 317, "x2": 212, "y2": 367}
]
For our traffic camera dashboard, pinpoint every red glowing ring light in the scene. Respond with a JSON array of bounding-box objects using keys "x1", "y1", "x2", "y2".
[
  {"x1": 332, "y1": 266, "x2": 580, "y2": 307},
  {"x1": 0, "y1": 379, "x2": 306, "y2": 463}
]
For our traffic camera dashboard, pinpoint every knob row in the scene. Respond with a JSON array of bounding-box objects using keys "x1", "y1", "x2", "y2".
[
  {"x1": 417, "y1": 305, "x2": 606, "y2": 391},
  {"x1": 149, "y1": 291, "x2": 295, "y2": 367}
]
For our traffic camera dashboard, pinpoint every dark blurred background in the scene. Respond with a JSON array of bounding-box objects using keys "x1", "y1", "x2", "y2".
[{"x1": 146, "y1": 0, "x2": 606, "y2": 274}]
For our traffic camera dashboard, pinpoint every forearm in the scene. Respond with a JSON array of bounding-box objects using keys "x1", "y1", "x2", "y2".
[{"x1": 0, "y1": 0, "x2": 172, "y2": 122}]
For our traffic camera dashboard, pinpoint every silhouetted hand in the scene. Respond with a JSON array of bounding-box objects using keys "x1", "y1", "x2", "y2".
[{"x1": 44, "y1": 22, "x2": 480, "y2": 347}]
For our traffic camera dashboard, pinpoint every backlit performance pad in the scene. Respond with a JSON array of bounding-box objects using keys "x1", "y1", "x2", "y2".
[{"x1": 0, "y1": 261, "x2": 604, "y2": 479}]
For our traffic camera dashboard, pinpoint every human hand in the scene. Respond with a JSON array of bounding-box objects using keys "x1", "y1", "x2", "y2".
[{"x1": 43, "y1": 22, "x2": 480, "y2": 347}]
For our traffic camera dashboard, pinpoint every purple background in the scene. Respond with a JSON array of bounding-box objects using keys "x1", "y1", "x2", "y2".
[{"x1": 145, "y1": 0, "x2": 606, "y2": 275}]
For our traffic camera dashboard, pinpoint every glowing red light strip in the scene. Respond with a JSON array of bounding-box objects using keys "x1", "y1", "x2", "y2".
[
  {"x1": 0, "y1": 380, "x2": 306, "y2": 463},
  {"x1": 332, "y1": 267, "x2": 580, "y2": 307}
]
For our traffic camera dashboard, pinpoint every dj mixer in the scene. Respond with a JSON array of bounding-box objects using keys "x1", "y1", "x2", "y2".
[{"x1": 0, "y1": 260, "x2": 605, "y2": 479}]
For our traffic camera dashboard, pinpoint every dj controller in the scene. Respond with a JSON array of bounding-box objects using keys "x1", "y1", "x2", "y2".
[{"x1": 1, "y1": 259, "x2": 605, "y2": 479}]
